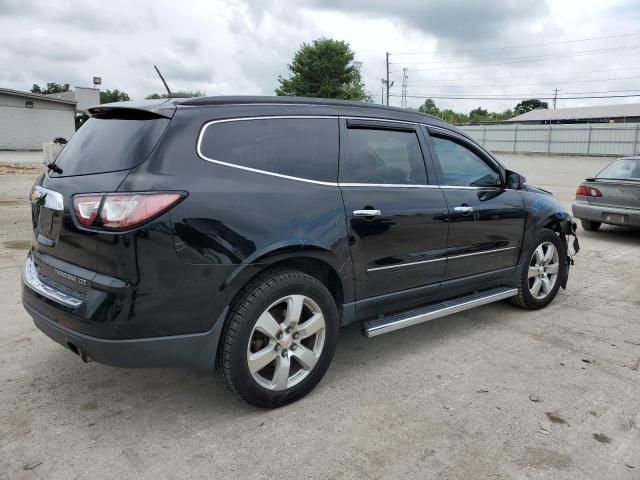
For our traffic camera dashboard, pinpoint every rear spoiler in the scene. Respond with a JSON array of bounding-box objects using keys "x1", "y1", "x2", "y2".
[
  {"x1": 585, "y1": 177, "x2": 640, "y2": 183},
  {"x1": 88, "y1": 99, "x2": 177, "y2": 119}
]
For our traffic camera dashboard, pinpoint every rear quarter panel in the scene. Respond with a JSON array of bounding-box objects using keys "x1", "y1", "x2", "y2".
[{"x1": 119, "y1": 107, "x2": 352, "y2": 328}]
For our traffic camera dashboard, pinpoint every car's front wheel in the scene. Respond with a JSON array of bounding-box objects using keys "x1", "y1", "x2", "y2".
[
  {"x1": 511, "y1": 229, "x2": 567, "y2": 310},
  {"x1": 216, "y1": 269, "x2": 339, "y2": 408}
]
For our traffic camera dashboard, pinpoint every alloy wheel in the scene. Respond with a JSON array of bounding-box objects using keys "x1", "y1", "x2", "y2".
[
  {"x1": 247, "y1": 295, "x2": 326, "y2": 391},
  {"x1": 528, "y1": 241, "x2": 560, "y2": 300}
]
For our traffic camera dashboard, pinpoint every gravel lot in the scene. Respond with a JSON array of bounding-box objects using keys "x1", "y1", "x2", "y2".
[{"x1": 1, "y1": 154, "x2": 639, "y2": 480}]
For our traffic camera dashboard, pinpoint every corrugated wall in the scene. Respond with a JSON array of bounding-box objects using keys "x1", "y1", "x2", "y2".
[
  {"x1": 0, "y1": 105, "x2": 75, "y2": 150},
  {"x1": 460, "y1": 123, "x2": 640, "y2": 157}
]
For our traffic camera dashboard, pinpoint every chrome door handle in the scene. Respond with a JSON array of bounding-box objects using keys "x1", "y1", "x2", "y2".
[
  {"x1": 454, "y1": 206, "x2": 474, "y2": 213},
  {"x1": 353, "y1": 209, "x2": 381, "y2": 217}
]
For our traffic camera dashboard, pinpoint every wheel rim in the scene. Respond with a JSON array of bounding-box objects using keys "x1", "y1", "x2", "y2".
[
  {"x1": 247, "y1": 295, "x2": 326, "y2": 391},
  {"x1": 528, "y1": 241, "x2": 560, "y2": 300}
]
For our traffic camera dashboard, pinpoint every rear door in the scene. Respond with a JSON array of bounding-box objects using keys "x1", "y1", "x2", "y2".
[
  {"x1": 339, "y1": 119, "x2": 449, "y2": 300},
  {"x1": 424, "y1": 127, "x2": 526, "y2": 281}
]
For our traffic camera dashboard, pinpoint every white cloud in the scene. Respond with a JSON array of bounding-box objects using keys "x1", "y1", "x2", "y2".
[{"x1": 0, "y1": 0, "x2": 639, "y2": 113}]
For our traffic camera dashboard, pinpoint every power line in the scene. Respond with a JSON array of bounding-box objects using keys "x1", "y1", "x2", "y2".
[
  {"x1": 403, "y1": 66, "x2": 640, "y2": 84},
  {"x1": 403, "y1": 89, "x2": 640, "y2": 97},
  {"x1": 405, "y1": 74, "x2": 640, "y2": 89},
  {"x1": 391, "y1": 93, "x2": 640, "y2": 100},
  {"x1": 390, "y1": 31, "x2": 640, "y2": 56},
  {"x1": 389, "y1": 44, "x2": 640, "y2": 72}
]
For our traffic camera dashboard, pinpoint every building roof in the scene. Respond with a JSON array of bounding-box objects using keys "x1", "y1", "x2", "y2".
[
  {"x1": 0, "y1": 87, "x2": 77, "y2": 105},
  {"x1": 507, "y1": 102, "x2": 640, "y2": 122}
]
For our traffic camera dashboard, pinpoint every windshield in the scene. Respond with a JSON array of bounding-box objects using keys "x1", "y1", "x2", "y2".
[
  {"x1": 50, "y1": 113, "x2": 170, "y2": 177},
  {"x1": 596, "y1": 158, "x2": 640, "y2": 180}
]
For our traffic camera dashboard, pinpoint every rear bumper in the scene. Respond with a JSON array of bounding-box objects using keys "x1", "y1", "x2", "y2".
[
  {"x1": 23, "y1": 300, "x2": 225, "y2": 371},
  {"x1": 572, "y1": 201, "x2": 640, "y2": 227}
]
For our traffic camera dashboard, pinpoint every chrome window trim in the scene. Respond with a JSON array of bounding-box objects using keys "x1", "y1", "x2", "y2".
[
  {"x1": 339, "y1": 183, "x2": 439, "y2": 189},
  {"x1": 196, "y1": 115, "x2": 511, "y2": 189},
  {"x1": 367, "y1": 246, "x2": 517, "y2": 272},
  {"x1": 30, "y1": 185, "x2": 64, "y2": 211}
]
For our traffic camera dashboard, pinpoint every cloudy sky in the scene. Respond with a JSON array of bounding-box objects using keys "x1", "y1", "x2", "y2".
[{"x1": 1, "y1": 0, "x2": 639, "y2": 113}]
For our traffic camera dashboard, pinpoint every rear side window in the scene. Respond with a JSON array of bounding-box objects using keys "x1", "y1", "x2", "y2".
[
  {"x1": 199, "y1": 118, "x2": 339, "y2": 182},
  {"x1": 597, "y1": 159, "x2": 640, "y2": 179},
  {"x1": 51, "y1": 114, "x2": 170, "y2": 177},
  {"x1": 340, "y1": 128, "x2": 427, "y2": 184}
]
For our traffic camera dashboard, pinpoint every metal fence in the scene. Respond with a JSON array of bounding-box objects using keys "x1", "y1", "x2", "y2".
[{"x1": 459, "y1": 123, "x2": 640, "y2": 157}]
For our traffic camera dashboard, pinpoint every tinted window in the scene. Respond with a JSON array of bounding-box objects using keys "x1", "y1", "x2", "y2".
[
  {"x1": 51, "y1": 114, "x2": 170, "y2": 177},
  {"x1": 431, "y1": 135, "x2": 500, "y2": 187},
  {"x1": 341, "y1": 128, "x2": 427, "y2": 184},
  {"x1": 200, "y1": 118, "x2": 339, "y2": 182},
  {"x1": 597, "y1": 159, "x2": 640, "y2": 179}
]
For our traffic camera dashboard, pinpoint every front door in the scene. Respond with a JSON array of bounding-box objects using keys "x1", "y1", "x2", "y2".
[
  {"x1": 339, "y1": 119, "x2": 449, "y2": 300},
  {"x1": 425, "y1": 127, "x2": 527, "y2": 280}
]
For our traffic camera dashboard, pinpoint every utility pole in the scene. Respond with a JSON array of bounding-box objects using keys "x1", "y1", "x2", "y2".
[
  {"x1": 380, "y1": 81, "x2": 384, "y2": 105},
  {"x1": 386, "y1": 52, "x2": 390, "y2": 106},
  {"x1": 553, "y1": 88, "x2": 558, "y2": 109},
  {"x1": 401, "y1": 68, "x2": 408, "y2": 108}
]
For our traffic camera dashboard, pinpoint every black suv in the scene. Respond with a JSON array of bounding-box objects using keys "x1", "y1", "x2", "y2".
[{"x1": 22, "y1": 96, "x2": 577, "y2": 407}]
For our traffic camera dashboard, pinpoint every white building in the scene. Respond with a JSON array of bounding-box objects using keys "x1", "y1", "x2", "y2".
[{"x1": 0, "y1": 86, "x2": 100, "y2": 150}]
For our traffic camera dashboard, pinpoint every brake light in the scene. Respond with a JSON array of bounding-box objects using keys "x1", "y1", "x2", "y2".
[
  {"x1": 73, "y1": 192, "x2": 184, "y2": 230},
  {"x1": 73, "y1": 195, "x2": 102, "y2": 226},
  {"x1": 576, "y1": 185, "x2": 602, "y2": 197}
]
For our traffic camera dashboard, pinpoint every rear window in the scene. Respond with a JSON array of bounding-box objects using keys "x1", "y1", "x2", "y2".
[
  {"x1": 50, "y1": 113, "x2": 170, "y2": 177},
  {"x1": 597, "y1": 159, "x2": 640, "y2": 180},
  {"x1": 199, "y1": 118, "x2": 339, "y2": 182}
]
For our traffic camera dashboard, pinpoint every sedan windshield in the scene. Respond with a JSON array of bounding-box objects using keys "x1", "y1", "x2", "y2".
[{"x1": 596, "y1": 158, "x2": 640, "y2": 180}]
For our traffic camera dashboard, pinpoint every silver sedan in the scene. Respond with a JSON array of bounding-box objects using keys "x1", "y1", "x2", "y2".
[{"x1": 572, "y1": 156, "x2": 640, "y2": 231}]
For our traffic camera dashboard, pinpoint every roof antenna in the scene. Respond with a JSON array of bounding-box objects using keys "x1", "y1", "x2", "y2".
[{"x1": 154, "y1": 65, "x2": 173, "y2": 98}]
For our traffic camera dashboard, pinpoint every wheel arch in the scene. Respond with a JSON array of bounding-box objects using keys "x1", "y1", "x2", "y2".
[{"x1": 219, "y1": 246, "x2": 353, "y2": 316}]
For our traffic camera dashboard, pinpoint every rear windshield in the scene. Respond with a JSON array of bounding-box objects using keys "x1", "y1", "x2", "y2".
[
  {"x1": 50, "y1": 113, "x2": 170, "y2": 177},
  {"x1": 596, "y1": 158, "x2": 640, "y2": 180}
]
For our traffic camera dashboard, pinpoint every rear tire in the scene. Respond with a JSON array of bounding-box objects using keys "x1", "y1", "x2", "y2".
[
  {"x1": 581, "y1": 220, "x2": 601, "y2": 231},
  {"x1": 216, "y1": 269, "x2": 339, "y2": 408},
  {"x1": 510, "y1": 229, "x2": 567, "y2": 310}
]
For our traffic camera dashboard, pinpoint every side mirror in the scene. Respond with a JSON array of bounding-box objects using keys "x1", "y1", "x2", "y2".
[{"x1": 506, "y1": 170, "x2": 526, "y2": 190}]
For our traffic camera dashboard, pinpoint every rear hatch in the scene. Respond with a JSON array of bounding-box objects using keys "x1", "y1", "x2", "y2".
[{"x1": 31, "y1": 107, "x2": 173, "y2": 278}]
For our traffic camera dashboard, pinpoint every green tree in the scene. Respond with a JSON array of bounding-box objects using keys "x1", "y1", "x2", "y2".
[
  {"x1": 418, "y1": 98, "x2": 440, "y2": 116},
  {"x1": 75, "y1": 113, "x2": 89, "y2": 130},
  {"x1": 276, "y1": 38, "x2": 371, "y2": 101},
  {"x1": 514, "y1": 99, "x2": 548, "y2": 116},
  {"x1": 31, "y1": 83, "x2": 68, "y2": 94},
  {"x1": 144, "y1": 90, "x2": 205, "y2": 99},
  {"x1": 469, "y1": 107, "x2": 489, "y2": 121},
  {"x1": 100, "y1": 89, "x2": 130, "y2": 104}
]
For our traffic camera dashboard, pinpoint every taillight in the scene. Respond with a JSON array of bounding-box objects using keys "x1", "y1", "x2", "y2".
[
  {"x1": 576, "y1": 185, "x2": 602, "y2": 197},
  {"x1": 73, "y1": 192, "x2": 184, "y2": 230}
]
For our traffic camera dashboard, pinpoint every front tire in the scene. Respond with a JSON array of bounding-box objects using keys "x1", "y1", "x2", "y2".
[
  {"x1": 216, "y1": 269, "x2": 339, "y2": 408},
  {"x1": 581, "y1": 220, "x2": 601, "y2": 231},
  {"x1": 510, "y1": 229, "x2": 567, "y2": 310}
]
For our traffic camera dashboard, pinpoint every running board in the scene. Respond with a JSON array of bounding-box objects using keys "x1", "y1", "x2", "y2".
[{"x1": 363, "y1": 287, "x2": 518, "y2": 338}]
